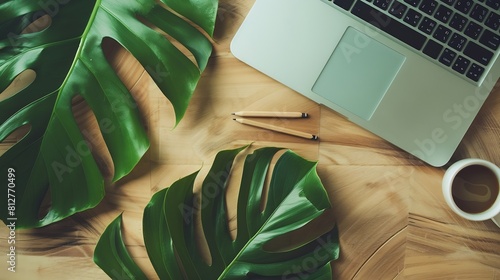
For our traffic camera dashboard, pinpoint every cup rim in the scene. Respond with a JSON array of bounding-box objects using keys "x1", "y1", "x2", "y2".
[{"x1": 443, "y1": 158, "x2": 500, "y2": 221}]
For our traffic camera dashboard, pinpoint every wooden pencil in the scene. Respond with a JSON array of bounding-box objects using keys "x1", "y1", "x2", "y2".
[
  {"x1": 233, "y1": 118, "x2": 318, "y2": 140},
  {"x1": 231, "y1": 111, "x2": 308, "y2": 118}
]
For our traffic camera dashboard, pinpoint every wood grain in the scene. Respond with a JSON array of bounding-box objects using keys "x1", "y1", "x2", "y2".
[{"x1": 1, "y1": 0, "x2": 500, "y2": 279}]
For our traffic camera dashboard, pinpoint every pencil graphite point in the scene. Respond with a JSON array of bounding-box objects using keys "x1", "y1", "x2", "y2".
[{"x1": 302, "y1": 113, "x2": 309, "y2": 118}]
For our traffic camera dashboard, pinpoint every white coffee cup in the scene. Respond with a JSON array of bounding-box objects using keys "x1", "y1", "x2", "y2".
[{"x1": 442, "y1": 158, "x2": 500, "y2": 228}]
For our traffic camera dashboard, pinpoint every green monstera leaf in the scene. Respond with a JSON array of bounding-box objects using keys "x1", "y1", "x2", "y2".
[
  {"x1": 0, "y1": 0, "x2": 217, "y2": 228},
  {"x1": 94, "y1": 147, "x2": 340, "y2": 279}
]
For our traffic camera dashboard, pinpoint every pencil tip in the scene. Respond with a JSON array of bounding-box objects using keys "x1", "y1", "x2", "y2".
[
  {"x1": 232, "y1": 118, "x2": 236, "y2": 121},
  {"x1": 231, "y1": 112, "x2": 235, "y2": 115},
  {"x1": 312, "y1": 135, "x2": 319, "y2": 140},
  {"x1": 302, "y1": 113, "x2": 309, "y2": 118}
]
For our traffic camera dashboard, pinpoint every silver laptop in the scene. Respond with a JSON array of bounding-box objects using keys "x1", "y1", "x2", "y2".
[{"x1": 230, "y1": 0, "x2": 500, "y2": 167}]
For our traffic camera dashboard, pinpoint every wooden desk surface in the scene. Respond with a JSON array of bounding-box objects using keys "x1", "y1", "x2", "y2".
[{"x1": 1, "y1": 0, "x2": 500, "y2": 279}]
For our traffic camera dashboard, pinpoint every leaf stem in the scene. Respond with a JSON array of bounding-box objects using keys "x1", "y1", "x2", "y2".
[{"x1": 54, "y1": 0, "x2": 102, "y2": 106}]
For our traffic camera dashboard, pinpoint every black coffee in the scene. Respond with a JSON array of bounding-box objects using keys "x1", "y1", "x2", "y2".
[{"x1": 452, "y1": 165, "x2": 499, "y2": 214}]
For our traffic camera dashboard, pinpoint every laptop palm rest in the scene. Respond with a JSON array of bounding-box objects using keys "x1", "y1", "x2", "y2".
[{"x1": 312, "y1": 27, "x2": 406, "y2": 120}]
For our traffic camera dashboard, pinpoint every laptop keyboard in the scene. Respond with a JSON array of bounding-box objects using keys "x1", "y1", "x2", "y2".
[{"x1": 325, "y1": 0, "x2": 500, "y2": 83}]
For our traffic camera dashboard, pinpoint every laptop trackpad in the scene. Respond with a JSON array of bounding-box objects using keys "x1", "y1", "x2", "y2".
[{"x1": 312, "y1": 27, "x2": 405, "y2": 120}]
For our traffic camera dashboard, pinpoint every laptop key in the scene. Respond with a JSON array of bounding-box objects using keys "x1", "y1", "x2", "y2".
[
  {"x1": 439, "y1": 48, "x2": 457, "y2": 66},
  {"x1": 463, "y1": 41, "x2": 494, "y2": 65},
  {"x1": 423, "y1": 39, "x2": 444, "y2": 58},
  {"x1": 470, "y1": 4, "x2": 489, "y2": 22},
  {"x1": 404, "y1": 0, "x2": 421, "y2": 7},
  {"x1": 389, "y1": 1, "x2": 408, "y2": 18},
  {"x1": 441, "y1": 0, "x2": 456, "y2": 6},
  {"x1": 452, "y1": 55, "x2": 470, "y2": 74},
  {"x1": 455, "y1": 0, "x2": 474, "y2": 14},
  {"x1": 374, "y1": 0, "x2": 393, "y2": 10},
  {"x1": 485, "y1": 12, "x2": 500, "y2": 30},
  {"x1": 404, "y1": 9, "x2": 423, "y2": 26},
  {"x1": 479, "y1": 29, "x2": 500, "y2": 50},
  {"x1": 434, "y1": 5, "x2": 453, "y2": 23},
  {"x1": 433, "y1": 25, "x2": 452, "y2": 42},
  {"x1": 449, "y1": 13, "x2": 468, "y2": 31},
  {"x1": 486, "y1": 0, "x2": 499, "y2": 10},
  {"x1": 466, "y1": 63, "x2": 485, "y2": 82},
  {"x1": 351, "y1": 1, "x2": 427, "y2": 49},
  {"x1": 333, "y1": 0, "x2": 356, "y2": 10},
  {"x1": 464, "y1": 21, "x2": 483, "y2": 39},
  {"x1": 419, "y1": 0, "x2": 438, "y2": 15},
  {"x1": 419, "y1": 17, "x2": 437, "y2": 34},
  {"x1": 448, "y1": 33, "x2": 467, "y2": 50}
]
